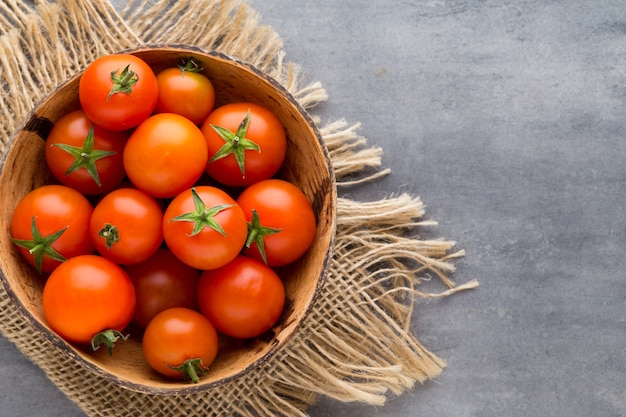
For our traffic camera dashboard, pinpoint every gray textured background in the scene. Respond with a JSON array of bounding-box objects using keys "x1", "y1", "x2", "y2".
[{"x1": 1, "y1": 1, "x2": 625, "y2": 416}]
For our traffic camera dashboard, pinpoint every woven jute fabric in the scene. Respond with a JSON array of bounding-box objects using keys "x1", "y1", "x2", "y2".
[{"x1": 0, "y1": 1, "x2": 478, "y2": 416}]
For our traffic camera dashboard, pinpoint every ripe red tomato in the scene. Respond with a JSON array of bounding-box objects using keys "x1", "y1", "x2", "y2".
[
  {"x1": 124, "y1": 249, "x2": 200, "y2": 328},
  {"x1": 89, "y1": 188, "x2": 163, "y2": 265},
  {"x1": 10, "y1": 185, "x2": 94, "y2": 273},
  {"x1": 79, "y1": 53, "x2": 158, "y2": 131},
  {"x1": 197, "y1": 255, "x2": 285, "y2": 339},
  {"x1": 154, "y1": 58, "x2": 215, "y2": 125},
  {"x1": 236, "y1": 179, "x2": 316, "y2": 267},
  {"x1": 42, "y1": 254, "x2": 136, "y2": 351},
  {"x1": 162, "y1": 186, "x2": 248, "y2": 270},
  {"x1": 142, "y1": 307, "x2": 218, "y2": 382},
  {"x1": 123, "y1": 113, "x2": 209, "y2": 198},
  {"x1": 200, "y1": 102, "x2": 287, "y2": 187},
  {"x1": 45, "y1": 109, "x2": 128, "y2": 195}
]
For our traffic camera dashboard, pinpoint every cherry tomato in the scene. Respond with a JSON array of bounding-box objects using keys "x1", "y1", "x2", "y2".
[
  {"x1": 200, "y1": 102, "x2": 287, "y2": 187},
  {"x1": 163, "y1": 186, "x2": 247, "y2": 270},
  {"x1": 123, "y1": 113, "x2": 209, "y2": 198},
  {"x1": 79, "y1": 53, "x2": 158, "y2": 131},
  {"x1": 124, "y1": 249, "x2": 200, "y2": 328},
  {"x1": 154, "y1": 58, "x2": 215, "y2": 125},
  {"x1": 10, "y1": 185, "x2": 94, "y2": 273},
  {"x1": 45, "y1": 109, "x2": 128, "y2": 195},
  {"x1": 236, "y1": 179, "x2": 316, "y2": 267},
  {"x1": 90, "y1": 188, "x2": 163, "y2": 265},
  {"x1": 142, "y1": 307, "x2": 218, "y2": 382},
  {"x1": 197, "y1": 255, "x2": 285, "y2": 339},
  {"x1": 42, "y1": 254, "x2": 136, "y2": 352}
]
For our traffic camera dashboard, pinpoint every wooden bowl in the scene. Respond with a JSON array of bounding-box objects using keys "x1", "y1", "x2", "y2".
[{"x1": 0, "y1": 45, "x2": 336, "y2": 395}]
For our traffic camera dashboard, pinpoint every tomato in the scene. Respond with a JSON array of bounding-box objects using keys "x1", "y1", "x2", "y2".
[
  {"x1": 10, "y1": 185, "x2": 94, "y2": 273},
  {"x1": 154, "y1": 58, "x2": 215, "y2": 125},
  {"x1": 163, "y1": 186, "x2": 247, "y2": 270},
  {"x1": 200, "y1": 102, "x2": 287, "y2": 187},
  {"x1": 89, "y1": 188, "x2": 163, "y2": 265},
  {"x1": 236, "y1": 179, "x2": 316, "y2": 267},
  {"x1": 42, "y1": 254, "x2": 136, "y2": 353},
  {"x1": 197, "y1": 255, "x2": 285, "y2": 339},
  {"x1": 123, "y1": 113, "x2": 209, "y2": 198},
  {"x1": 142, "y1": 307, "x2": 218, "y2": 382},
  {"x1": 45, "y1": 109, "x2": 128, "y2": 195},
  {"x1": 124, "y1": 249, "x2": 200, "y2": 328},
  {"x1": 79, "y1": 53, "x2": 158, "y2": 131}
]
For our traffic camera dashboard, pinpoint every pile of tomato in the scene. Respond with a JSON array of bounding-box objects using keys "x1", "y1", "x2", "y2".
[{"x1": 9, "y1": 53, "x2": 317, "y2": 383}]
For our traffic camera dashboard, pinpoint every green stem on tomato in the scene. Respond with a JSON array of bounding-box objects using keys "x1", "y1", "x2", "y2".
[
  {"x1": 98, "y1": 223, "x2": 120, "y2": 249},
  {"x1": 208, "y1": 109, "x2": 260, "y2": 178},
  {"x1": 244, "y1": 209, "x2": 281, "y2": 264},
  {"x1": 177, "y1": 57, "x2": 203, "y2": 74},
  {"x1": 91, "y1": 329, "x2": 129, "y2": 356},
  {"x1": 169, "y1": 188, "x2": 234, "y2": 236},
  {"x1": 10, "y1": 217, "x2": 67, "y2": 273},
  {"x1": 168, "y1": 358, "x2": 208, "y2": 384},
  {"x1": 107, "y1": 64, "x2": 139, "y2": 100},
  {"x1": 52, "y1": 125, "x2": 116, "y2": 187}
]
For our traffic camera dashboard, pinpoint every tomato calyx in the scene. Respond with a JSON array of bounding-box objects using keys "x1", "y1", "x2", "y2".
[
  {"x1": 98, "y1": 223, "x2": 120, "y2": 249},
  {"x1": 245, "y1": 209, "x2": 281, "y2": 264},
  {"x1": 108, "y1": 64, "x2": 139, "y2": 100},
  {"x1": 209, "y1": 109, "x2": 261, "y2": 177},
  {"x1": 91, "y1": 329, "x2": 130, "y2": 355},
  {"x1": 11, "y1": 217, "x2": 67, "y2": 273},
  {"x1": 177, "y1": 57, "x2": 203, "y2": 74},
  {"x1": 169, "y1": 188, "x2": 234, "y2": 237},
  {"x1": 168, "y1": 358, "x2": 209, "y2": 384},
  {"x1": 51, "y1": 125, "x2": 116, "y2": 187}
]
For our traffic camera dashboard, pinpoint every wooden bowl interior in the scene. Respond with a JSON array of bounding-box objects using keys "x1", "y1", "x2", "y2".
[{"x1": 0, "y1": 45, "x2": 335, "y2": 395}]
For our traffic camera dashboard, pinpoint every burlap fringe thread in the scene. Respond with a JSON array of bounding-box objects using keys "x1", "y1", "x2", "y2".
[{"x1": 0, "y1": 1, "x2": 478, "y2": 416}]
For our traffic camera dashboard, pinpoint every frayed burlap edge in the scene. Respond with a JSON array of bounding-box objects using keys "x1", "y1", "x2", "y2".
[{"x1": 0, "y1": 1, "x2": 478, "y2": 416}]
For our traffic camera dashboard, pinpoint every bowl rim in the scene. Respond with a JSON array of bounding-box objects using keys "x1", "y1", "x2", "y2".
[{"x1": 0, "y1": 43, "x2": 337, "y2": 395}]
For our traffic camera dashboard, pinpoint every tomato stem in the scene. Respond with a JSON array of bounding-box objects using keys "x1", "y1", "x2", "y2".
[
  {"x1": 10, "y1": 217, "x2": 68, "y2": 273},
  {"x1": 245, "y1": 209, "x2": 281, "y2": 264},
  {"x1": 51, "y1": 125, "x2": 116, "y2": 187},
  {"x1": 107, "y1": 64, "x2": 139, "y2": 100},
  {"x1": 91, "y1": 329, "x2": 129, "y2": 356},
  {"x1": 177, "y1": 57, "x2": 203, "y2": 74},
  {"x1": 169, "y1": 188, "x2": 234, "y2": 237},
  {"x1": 169, "y1": 358, "x2": 208, "y2": 383},
  {"x1": 209, "y1": 109, "x2": 260, "y2": 178},
  {"x1": 98, "y1": 223, "x2": 120, "y2": 249}
]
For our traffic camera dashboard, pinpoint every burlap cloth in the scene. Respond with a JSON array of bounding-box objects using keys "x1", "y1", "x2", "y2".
[{"x1": 0, "y1": 1, "x2": 479, "y2": 416}]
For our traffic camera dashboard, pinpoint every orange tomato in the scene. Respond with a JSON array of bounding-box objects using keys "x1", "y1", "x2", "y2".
[
  {"x1": 79, "y1": 53, "x2": 158, "y2": 131},
  {"x1": 90, "y1": 188, "x2": 164, "y2": 265},
  {"x1": 123, "y1": 113, "x2": 209, "y2": 198},
  {"x1": 42, "y1": 255, "x2": 136, "y2": 350},
  {"x1": 142, "y1": 307, "x2": 218, "y2": 382},
  {"x1": 197, "y1": 255, "x2": 285, "y2": 339},
  {"x1": 201, "y1": 102, "x2": 286, "y2": 187}
]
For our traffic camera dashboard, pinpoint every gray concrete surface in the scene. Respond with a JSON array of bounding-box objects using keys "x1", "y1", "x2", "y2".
[{"x1": 1, "y1": 1, "x2": 625, "y2": 416}]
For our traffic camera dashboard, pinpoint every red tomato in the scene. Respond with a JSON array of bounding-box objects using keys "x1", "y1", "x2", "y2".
[
  {"x1": 10, "y1": 185, "x2": 94, "y2": 273},
  {"x1": 79, "y1": 53, "x2": 158, "y2": 130},
  {"x1": 124, "y1": 249, "x2": 200, "y2": 328},
  {"x1": 236, "y1": 179, "x2": 316, "y2": 267},
  {"x1": 45, "y1": 109, "x2": 128, "y2": 195},
  {"x1": 42, "y1": 254, "x2": 136, "y2": 352},
  {"x1": 142, "y1": 307, "x2": 218, "y2": 382},
  {"x1": 197, "y1": 255, "x2": 285, "y2": 339},
  {"x1": 163, "y1": 186, "x2": 248, "y2": 270},
  {"x1": 154, "y1": 58, "x2": 215, "y2": 125},
  {"x1": 123, "y1": 113, "x2": 209, "y2": 198},
  {"x1": 89, "y1": 188, "x2": 163, "y2": 265},
  {"x1": 200, "y1": 102, "x2": 287, "y2": 187}
]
